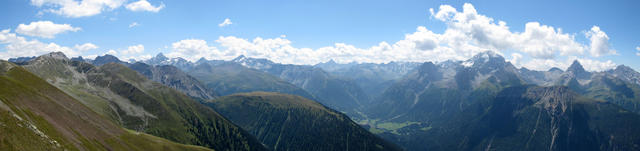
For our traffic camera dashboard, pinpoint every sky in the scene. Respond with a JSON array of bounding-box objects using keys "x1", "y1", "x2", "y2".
[{"x1": 0, "y1": 0, "x2": 639, "y2": 71}]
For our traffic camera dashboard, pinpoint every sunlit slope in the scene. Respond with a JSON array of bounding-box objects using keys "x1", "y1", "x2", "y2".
[
  {"x1": 20, "y1": 52, "x2": 266, "y2": 151},
  {"x1": 0, "y1": 60, "x2": 212, "y2": 151}
]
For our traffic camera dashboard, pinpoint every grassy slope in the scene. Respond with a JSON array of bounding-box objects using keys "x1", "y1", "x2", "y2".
[
  {"x1": 208, "y1": 92, "x2": 402, "y2": 151},
  {"x1": 20, "y1": 56, "x2": 266, "y2": 151},
  {"x1": 97, "y1": 63, "x2": 266, "y2": 151},
  {"x1": 0, "y1": 60, "x2": 211, "y2": 151}
]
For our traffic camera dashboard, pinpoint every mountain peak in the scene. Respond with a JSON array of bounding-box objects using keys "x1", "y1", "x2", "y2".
[
  {"x1": 42, "y1": 51, "x2": 69, "y2": 60},
  {"x1": 232, "y1": 55, "x2": 247, "y2": 62},
  {"x1": 614, "y1": 65, "x2": 635, "y2": 72},
  {"x1": 468, "y1": 51, "x2": 505, "y2": 65},
  {"x1": 155, "y1": 52, "x2": 168, "y2": 60},
  {"x1": 92, "y1": 54, "x2": 124, "y2": 66},
  {"x1": 565, "y1": 60, "x2": 592, "y2": 80},
  {"x1": 70, "y1": 56, "x2": 85, "y2": 62},
  {"x1": 567, "y1": 60, "x2": 585, "y2": 73},
  {"x1": 196, "y1": 57, "x2": 208, "y2": 63}
]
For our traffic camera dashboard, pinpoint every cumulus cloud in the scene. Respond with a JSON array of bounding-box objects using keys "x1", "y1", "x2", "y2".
[
  {"x1": 16, "y1": 21, "x2": 81, "y2": 38},
  {"x1": 105, "y1": 49, "x2": 118, "y2": 55},
  {"x1": 509, "y1": 53, "x2": 523, "y2": 66},
  {"x1": 155, "y1": 3, "x2": 618, "y2": 71},
  {"x1": 0, "y1": 29, "x2": 81, "y2": 59},
  {"x1": 167, "y1": 39, "x2": 219, "y2": 61},
  {"x1": 125, "y1": 0, "x2": 165, "y2": 12},
  {"x1": 586, "y1": 26, "x2": 615, "y2": 57},
  {"x1": 218, "y1": 18, "x2": 232, "y2": 27},
  {"x1": 430, "y1": 3, "x2": 586, "y2": 59},
  {"x1": 522, "y1": 57, "x2": 615, "y2": 72},
  {"x1": 74, "y1": 43, "x2": 98, "y2": 51},
  {"x1": 121, "y1": 44, "x2": 144, "y2": 54},
  {"x1": 129, "y1": 22, "x2": 140, "y2": 28},
  {"x1": 30, "y1": 0, "x2": 126, "y2": 18}
]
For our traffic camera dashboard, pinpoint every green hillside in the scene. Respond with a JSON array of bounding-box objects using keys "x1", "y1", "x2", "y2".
[
  {"x1": 0, "y1": 60, "x2": 211, "y2": 151},
  {"x1": 20, "y1": 53, "x2": 266, "y2": 151},
  {"x1": 207, "y1": 92, "x2": 402, "y2": 151}
]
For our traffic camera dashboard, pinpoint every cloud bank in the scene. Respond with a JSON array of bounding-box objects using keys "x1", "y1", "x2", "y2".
[{"x1": 159, "y1": 3, "x2": 617, "y2": 71}]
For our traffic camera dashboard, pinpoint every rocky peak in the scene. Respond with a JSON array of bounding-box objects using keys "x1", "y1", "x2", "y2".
[
  {"x1": 609, "y1": 65, "x2": 640, "y2": 86},
  {"x1": 41, "y1": 52, "x2": 69, "y2": 61},
  {"x1": 155, "y1": 53, "x2": 168, "y2": 61},
  {"x1": 567, "y1": 60, "x2": 585, "y2": 73},
  {"x1": 461, "y1": 51, "x2": 507, "y2": 69},
  {"x1": 8, "y1": 56, "x2": 36, "y2": 64},
  {"x1": 196, "y1": 57, "x2": 208, "y2": 64},
  {"x1": 566, "y1": 60, "x2": 591, "y2": 80},
  {"x1": 613, "y1": 65, "x2": 636, "y2": 73},
  {"x1": 92, "y1": 54, "x2": 124, "y2": 66},
  {"x1": 231, "y1": 55, "x2": 247, "y2": 62},
  {"x1": 70, "y1": 56, "x2": 85, "y2": 62},
  {"x1": 471, "y1": 51, "x2": 505, "y2": 63},
  {"x1": 145, "y1": 53, "x2": 169, "y2": 65}
]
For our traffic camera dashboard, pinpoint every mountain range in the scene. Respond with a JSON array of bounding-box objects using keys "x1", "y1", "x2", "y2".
[{"x1": 4, "y1": 50, "x2": 640, "y2": 151}]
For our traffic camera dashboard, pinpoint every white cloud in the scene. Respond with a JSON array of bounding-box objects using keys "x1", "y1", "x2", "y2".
[
  {"x1": 122, "y1": 54, "x2": 152, "y2": 62},
  {"x1": 16, "y1": 21, "x2": 81, "y2": 38},
  {"x1": 430, "y1": 3, "x2": 585, "y2": 59},
  {"x1": 105, "y1": 49, "x2": 118, "y2": 55},
  {"x1": 125, "y1": 0, "x2": 165, "y2": 12},
  {"x1": 167, "y1": 39, "x2": 219, "y2": 61},
  {"x1": 0, "y1": 29, "x2": 80, "y2": 59},
  {"x1": 636, "y1": 47, "x2": 640, "y2": 56},
  {"x1": 522, "y1": 57, "x2": 615, "y2": 72},
  {"x1": 218, "y1": 18, "x2": 232, "y2": 27},
  {"x1": 586, "y1": 26, "x2": 615, "y2": 57},
  {"x1": 30, "y1": 0, "x2": 126, "y2": 18},
  {"x1": 129, "y1": 22, "x2": 140, "y2": 28},
  {"x1": 572, "y1": 57, "x2": 616, "y2": 71},
  {"x1": 121, "y1": 44, "x2": 144, "y2": 54},
  {"x1": 74, "y1": 43, "x2": 98, "y2": 51},
  {"x1": 155, "y1": 3, "x2": 619, "y2": 71},
  {"x1": 509, "y1": 53, "x2": 523, "y2": 66}
]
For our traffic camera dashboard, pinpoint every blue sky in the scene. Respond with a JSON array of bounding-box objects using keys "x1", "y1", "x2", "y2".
[{"x1": 0, "y1": 0, "x2": 639, "y2": 71}]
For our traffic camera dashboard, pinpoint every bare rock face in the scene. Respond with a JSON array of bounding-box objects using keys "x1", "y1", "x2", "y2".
[{"x1": 128, "y1": 62, "x2": 218, "y2": 100}]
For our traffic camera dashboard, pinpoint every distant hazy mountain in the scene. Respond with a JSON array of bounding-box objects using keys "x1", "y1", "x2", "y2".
[
  {"x1": 7, "y1": 56, "x2": 35, "y2": 64},
  {"x1": 369, "y1": 51, "x2": 524, "y2": 122},
  {"x1": 0, "y1": 60, "x2": 212, "y2": 151},
  {"x1": 20, "y1": 52, "x2": 266, "y2": 151},
  {"x1": 315, "y1": 60, "x2": 421, "y2": 98},
  {"x1": 91, "y1": 54, "x2": 129, "y2": 66},
  {"x1": 231, "y1": 55, "x2": 369, "y2": 118},
  {"x1": 187, "y1": 62, "x2": 315, "y2": 100},
  {"x1": 144, "y1": 53, "x2": 195, "y2": 70},
  {"x1": 608, "y1": 65, "x2": 640, "y2": 87},
  {"x1": 207, "y1": 92, "x2": 403, "y2": 151}
]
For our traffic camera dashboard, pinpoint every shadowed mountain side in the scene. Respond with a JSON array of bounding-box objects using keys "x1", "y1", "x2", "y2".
[{"x1": 207, "y1": 92, "x2": 403, "y2": 151}]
